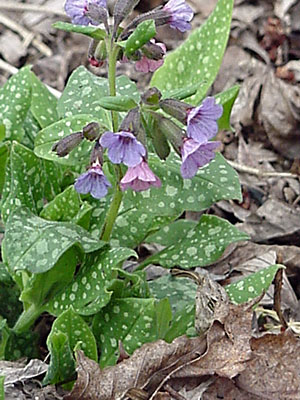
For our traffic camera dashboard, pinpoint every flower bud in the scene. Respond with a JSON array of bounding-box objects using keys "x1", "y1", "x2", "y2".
[
  {"x1": 90, "y1": 140, "x2": 104, "y2": 165},
  {"x1": 153, "y1": 114, "x2": 184, "y2": 155},
  {"x1": 141, "y1": 87, "x2": 162, "y2": 105},
  {"x1": 52, "y1": 132, "x2": 83, "y2": 157},
  {"x1": 120, "y1": 108, "x2": 147, "y2": 148},
  {"x1": 88, "y1": 39, "x2": 107, "y2": 67},
  {"x1": 149, "y1": 115, "x2": 170, "y2": 160},
  {"x1": 83, "y1": 122, "x2": 101, "y2": 141},
  {"x1": 159, "y1": 98, "x2": 191, "y2": 124},
  {"x1": 141, "y1": 41, "x2": 165, "y2": 61},
  {"x1": 85, "y1": 3, "x2": 109, "y2": 29},
  {"x1": 113, "y1": 0, "x2": 141, "y2": 36},
  {"x1": 123, "y1": 9, "x2": 170, "y2": 37}
]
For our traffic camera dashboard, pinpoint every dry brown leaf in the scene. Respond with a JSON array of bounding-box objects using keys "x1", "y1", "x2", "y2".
[{"x1": 236, "y1": 331, "x2": 300, "y2": 399}]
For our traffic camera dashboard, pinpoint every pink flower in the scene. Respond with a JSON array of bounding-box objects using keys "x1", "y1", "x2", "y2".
[{"x1": 120, "y1": 160, "x2": 161, "y2": 192}]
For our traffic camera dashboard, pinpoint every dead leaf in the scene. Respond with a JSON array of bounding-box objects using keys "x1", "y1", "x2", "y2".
[{"x1": 236, "y1": 331, "x2": 300, "y2": 399}]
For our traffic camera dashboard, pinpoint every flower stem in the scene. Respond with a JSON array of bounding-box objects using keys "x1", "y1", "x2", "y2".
[
  {"x1": 13, "y1": 304, "x2": 43, "y2": 333},
  {"x1": 100, "y1": 40, "x2": 123, "y2": 242}
]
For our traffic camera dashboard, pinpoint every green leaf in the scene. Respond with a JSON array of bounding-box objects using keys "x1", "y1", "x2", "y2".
[
  {"x1": 215, "y1": 85, "x2": 239, "y2": 131},
  {"x1": 30, "y1": 72, "x2": 59, "y2": 128},
  {"x1": 0, "y1": 125, "x2": 5, "y2": 142},
  {"x1": 34, "y1": 114, "x2": 98, "y2": 165},
  {"x1": 46, "y1": 247, "x2": 136, "y2": 316},
  {"x1": 226, "y1": 264, "x2": 285, "y2": 304},
  {"x1": 53, "y1": 21, "x2": 106, "y2": 40},
  {"x1": 0, "y1": 263, "x2": 22, "y2": 327},
  {"x1": 20, "y1": 247, "x2": 77, "y2": 308},
  {"x1": 92, "y1": 298, "x2": 158, "y2": 367},
  {"x1": 1, "y1": 142, "x2": 45, "y2": 222},
  {"x1": 140, "y1": 215, "x2": 249, "y2": 269},
  {"x1": 164, "y1": 304, "x2": 195, "y2": 342},
  {"x1": 161, "y1": 81, "x2": 206, "y2": 101},
  {"x1": 151, "y1": 0, "x2": 234, "y2": 104},
  {"x1": 21, "y1": 111, "x2": 42, "y2": 149},
  {"x1": 125, "y1": 20, "x2": 156, "y2": 56},
  {"x1": 43, "y1": 331, "x2": 75, "y2": 385},
  {"x1": 40, "y1": 186, "x2": 80, "y2": 221},
  {"x1": 0, "y1": 376, "x2": 4, "y2": 400},
  {"x1": 2, "y1": 207, "x2": 105, "y2": 274},
  {"x1": 57, "y1": 66, "x2": 139, "y2": 126},
  {"x1": 45, "y1": 307, "x2": 97, "y2": 385},
  {"x1": 126, "y1": 153, "x2": 242, "y2": 217},
  {"x1": 155, "y1": 298, "x2": 172, "y2": 339},
  {"x1": 145, "y1": 220, "x2": 197, "y2": 246},
  {"x1": 149, "y1": 273, "x2": 197, "y2": 314},
  {"x1": 0, "y1": 142, "x2": 9, "y2": 195},
  {"x1": 0, "y1": 66, "x2": 32, "y2": 141},
  {"x1": 111, "y1": 206, "x2": 175, "y2": 248},
  {"x1": 93, "y1": 95, "x2": 138, "y2": 112}
]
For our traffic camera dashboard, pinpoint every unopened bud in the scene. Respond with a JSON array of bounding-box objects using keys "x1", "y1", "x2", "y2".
[
  {"x1": 52, "y1": 132, "x2": 84, "y2": 157},
  {"x1": 90, "y1": 141, "x2": 103, "y2": 165},
  {"x1": 113, "y1": 0, "x2": 141, "y2": 36},
  {"x1": 154, "y1": 114, "x2": 184, "y2": 155},
  {"x1": 141, "y1": 87, "x2": 162, "y2": 105},
  {"x1": 123, "y1": 8, "x2": 170, "y2": 37},
  {"x1": 159, "y1": 99, "x2": 191, "y2": 124},
  {"x1": 83, "y1": 122, "x2": 101, "y2": 141},
  {"x1": 85, "y1": 3, "x2": 109, "y2": 30},
  {"x1": 141, "y1": 42, "x2": 165, "y2": 61},
  {"x1": 120, "y1": 108, "x2": 147, "y2": 147},
  {"x1": 149, "y1": 116, "x2": 170, "y2": 160},
  {"x1": 88, "y1": 40, "x2": 107, "y2": 67}
]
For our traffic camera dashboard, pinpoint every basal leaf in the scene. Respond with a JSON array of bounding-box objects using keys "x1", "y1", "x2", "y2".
[
  {"x1": 139, "y1": 215, "x2": 248, "y2": 269},
  {"x1": 164, "y1": 304, "x2": 195, "y2": 342},
  {"x1": 0, "y1": 142, "x2": 9, "y2": 195},
  {"x1": 46, "y1": 248, "x2": 136, "y2": 316},
  {"x1": 57, "y1": 66, "x2": 139, "y2": 126},
  {"x1": 0, "y1": 66, "x2": 32, "y2": 141},
  {"x1": 40, "y1": 185, "x2": 80, "y2": 221},
  {"x1": 151, "y1": 0, "x2": 234, "y2": 104},
  {"x1": 1, "y1": 142, "x2": 45, "y2": 222},
  {"x1": 92, "y1": 298, "x2": 158, "y2": 367},
  {"x1": 127, "y1": 153, "x2": 241, "y2": 217},
  {"x1": 2, "y1": 207, "x2": 105, "y2": 274},
  {"x1": 225, "y1": 264, "x2": 285, "y2": 304},
  {"x1": 145, "y1": 220, "x2": 197, "y2": 247},
  {"x1": 21, "y1": 111, "x2": 41, "y2": 149},
  {"x1": 30, "y1": 72, "x2": 59, "y2": 128},
  {"x1": 46, "y1": 307, "x2": 97, "y2": 384},
  {"x1": 43, "y1": 331, "x2": 75, "y2": 385}
]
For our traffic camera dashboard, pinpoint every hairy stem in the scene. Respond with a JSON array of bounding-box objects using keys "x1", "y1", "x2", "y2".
[{"x1": 100, "y1": 40, "x2": 123, "y2": 241}]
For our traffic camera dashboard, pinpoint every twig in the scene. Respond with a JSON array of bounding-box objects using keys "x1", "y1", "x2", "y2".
[
  {"x1": 0, "y1": 1, "x2": 65, "y2": 17},
  {"x1": 228, "y1": 160, "x2": 299, "y2": 179},
  {"x1": 0, "y1": 59, "x2": 61, "y2": 98},
  {"x1": 273, "y1": 256, "x2": 288, "y2": 330},
  {"x1": 0, "y1": 12, "x2": 52, "y2": 57}
]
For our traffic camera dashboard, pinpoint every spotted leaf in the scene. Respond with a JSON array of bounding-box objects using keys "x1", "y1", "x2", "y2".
[
  {"x1": 2, "y1": 207, "x2": 106, "y2": 274},
  {"x1": 57, "y1": 66, "x2": 139, "y2": 126},
  {"x1": 53, "y1": 21, "x2": 106, "y2": 40},
  {"x1": 92, "y1": 298, "x2": 159, "y2": 367},
  {"x1": 46, "y1": 247, "x2": 136, "y2": 316},
  {"x1": 30, "y1": 72, "x2": 59, "y2": 128},
  {"x1": 225, "y1": 264, "x2": 285, "y2": 304},
  {"x1": 151, "y1": 0, "x2": 234, "y2": 105},
  {"x1": 44, "y1": 307, "x2": 97, "y2": 385},
  {"x1": 0, "y1": 142, "x2": 9, "y2": 195},
  {"x1": 127, "y1": 153, "x2": 242, "y2": 218},
  {"x1": 145, "y1": 219, "x2": 197, "y2": 247},
  {"x1": 0, "y1": 66, "x2": 32, "y2": 141},
  {"x1": 138, "y1": 215, "x2": 249, "y2": 269}
]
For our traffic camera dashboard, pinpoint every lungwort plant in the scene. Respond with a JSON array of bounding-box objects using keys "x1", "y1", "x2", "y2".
[{"x1": 0, "y1": 0, "x2": 282, "y2": 386}]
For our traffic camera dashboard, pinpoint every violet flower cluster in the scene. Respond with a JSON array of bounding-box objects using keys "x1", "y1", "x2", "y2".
[{"x1": 64, "y1": 0, "x2": 194, "y2": 72}]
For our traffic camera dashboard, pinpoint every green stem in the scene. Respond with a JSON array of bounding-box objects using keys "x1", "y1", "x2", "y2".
[
  {"x1": 100, "y1": 40, "x2": 123, "y2": 242},
  {"x1": 13, "y1": 304, "x2": 43, "y2": 333}
]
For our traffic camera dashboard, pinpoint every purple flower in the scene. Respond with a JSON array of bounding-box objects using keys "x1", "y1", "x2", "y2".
[
  {"x1": 120, "y1": 160, "x2": 161, "y2": 192},
  {"x1": 163, "y1": 0, "x2": 194, "y2": 32},
  {"x1": 74, "y1": 163, "x2": 111, "y2": 199},
  {"x1": 187, "y1": 97, "x2": 223, "y2": 143},
  {"x1": 100, "y1": 131, "x2": 146, "y2": 167},
  {"x1": 180, "y1": 138, "x2": 221, "y2": 179},
  {"x1": 65, "y1": 0, "x2": 107, "y2": 25}
]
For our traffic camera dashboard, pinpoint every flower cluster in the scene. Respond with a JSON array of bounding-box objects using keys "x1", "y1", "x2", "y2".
[{"x1": 64, "y1": 0, "x2": 194, "y2": 71}]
